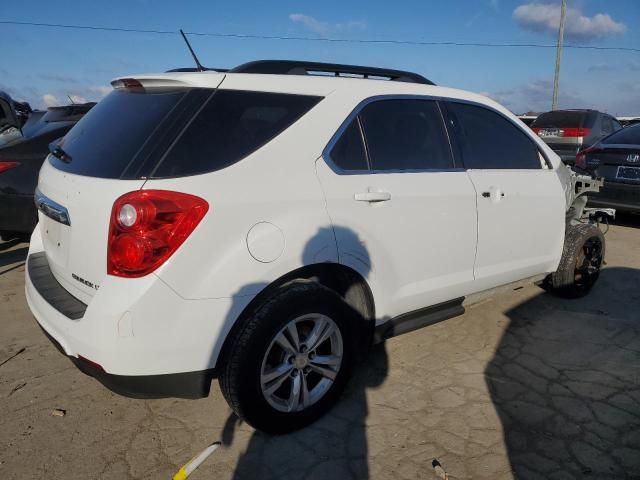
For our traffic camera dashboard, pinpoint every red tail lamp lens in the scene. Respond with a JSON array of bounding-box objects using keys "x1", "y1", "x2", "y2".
[
  {"x1": 0, "y1": 161, "x2": 20, "y2": 173},
  {"x1": 575, "y1": 147, "x2": 596, "y2": 170},
  {"x1": 108, "y1": 190, "x2": 209, "y2": 277},
  {"x1": 562, "y1": 127, "x2": 591, "y2": 138}
]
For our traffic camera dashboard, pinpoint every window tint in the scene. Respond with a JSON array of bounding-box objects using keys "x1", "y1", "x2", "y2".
[
  {"x1": 612, "y1": 119, "x2": 623, "y2": 131},
  {"x1": 447, "y1": 102, "x2": 541, "y2": 169},
  {"x1": 359, "y1": 100, "x2": 453, "y2": 171},
  {"x1": 532, "y1": 111, "x2": 588, "y2": 128},
  {"x1": 330, "y1": 118, "x2": 368, "y2": 170},
  {"x1": 0, "y1": 126, "x2": 22, "y2": 148},
  {"x1": 153, "y1": 91, "x2": 321, "y2": 177},
  {"x1": 603, "y1": 124, "x2": 640, "y2": 145},
  {"x1": 51, "y1": 88, "x2": 191, "y2": 178},
  {"x1": 602, "y1": 116, "x2": 614, "y2": 135}
]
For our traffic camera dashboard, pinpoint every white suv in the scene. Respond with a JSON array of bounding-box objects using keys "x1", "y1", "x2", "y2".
[{"x1": 26, "y1": 61, "x2": 607, "y2": 433}]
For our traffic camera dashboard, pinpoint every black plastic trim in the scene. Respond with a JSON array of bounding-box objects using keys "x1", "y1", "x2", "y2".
[
  {"x1": 28, "y1": 252, "x2": 87, "y2": 320},
  {"x1": 231, "y1": 60, "x2": 435, "y2": 85},
  {"x1": 71, "y1": 356, "x2": 216, "y2": 399},
  {"x1": 37, "y1": 325, "x2": 215, "y2": 399},
  {"x1": 374, "y1": 297, "x2": 465, "y2": 342}
]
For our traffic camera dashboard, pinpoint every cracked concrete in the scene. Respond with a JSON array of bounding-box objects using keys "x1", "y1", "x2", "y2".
[{"x1": 0, "y1": 216, "x2": 639, "y2": 479}]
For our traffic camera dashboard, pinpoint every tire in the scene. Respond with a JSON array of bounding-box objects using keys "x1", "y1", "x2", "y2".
[
  {"x1": 219, "y1": 280, "x2": 358, "y2": 434},
  {"x1": 547, "y1": 223, "x2": 605, "y2": 298}
]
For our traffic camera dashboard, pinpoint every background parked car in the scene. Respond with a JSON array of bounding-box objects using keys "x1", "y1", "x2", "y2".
[
  {"x1": 577, "y1": 123, "x2": 640, "y2": 213},
  {"x1": 617, "y1": 116, "x2": 640, "y2": 128},
  {"x1": 531, "y1": 109, "x2": 622, "y2": 165},
  {"x1": 517, "y1": 114, "x2": 538, "y2": 127},
  {"x1": 0, "y1": 92, "x2": 94, "y2": 240}
]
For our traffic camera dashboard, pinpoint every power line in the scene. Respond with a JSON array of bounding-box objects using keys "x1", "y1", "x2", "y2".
[{"x1": 1, "y1": 20, "x2": 639, "y2": 53}]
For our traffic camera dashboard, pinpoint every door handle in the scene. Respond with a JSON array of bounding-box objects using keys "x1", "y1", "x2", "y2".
[{"x1": 354, "y1": 191, "x2": 392, "y2": 203}]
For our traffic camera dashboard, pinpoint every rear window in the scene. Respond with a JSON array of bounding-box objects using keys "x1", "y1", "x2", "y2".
[
  {"x1": 51, "y1": 88, "x2": 193, "y2": 178},
  {"x1": 532, "y1": 111, "x2": 592, "y2": 129},
  {"x1": 50, "y1": 88, "x2": 321, "y2": 179},
  {"x1": 603, "y1": 124, "x2": 640, "y2": 145},
  {"x1": 0, "y1": 127, "x2": 22, "y2": 148}
]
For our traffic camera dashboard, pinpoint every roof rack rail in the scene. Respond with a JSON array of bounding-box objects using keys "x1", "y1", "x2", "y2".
[
  {"x1": 229, "y1": 60, "x2": 435, "y2": 85},
  {"x1": 166, "y1": 67, "x2": 229, "y2": 73}
]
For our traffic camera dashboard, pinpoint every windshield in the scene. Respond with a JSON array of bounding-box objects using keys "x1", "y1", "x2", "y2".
[{"x1": 0, "y1": 126, "x2": 23, "y2": 148}]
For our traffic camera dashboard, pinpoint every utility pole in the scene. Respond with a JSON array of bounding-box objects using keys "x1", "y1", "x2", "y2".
[{"x1": 552, "y1": 0, "x2": 567, "y2": 110}]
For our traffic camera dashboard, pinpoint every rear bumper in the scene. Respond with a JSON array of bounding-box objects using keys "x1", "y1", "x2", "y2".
[
  {"x1": 0, "y1": 192, "x2": 37, "y2": 234},
  {"x1": 39, "y1": 325, "x2": 215, "y2": 399},
  {"x1": 25, "y1": 224, "x2": 253, "y2": 398},
  {"x1": 588, "y1": 181, "x2": 640, "y2": 213}
]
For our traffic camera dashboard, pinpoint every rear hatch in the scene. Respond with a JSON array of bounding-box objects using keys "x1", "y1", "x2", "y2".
[
  {"x1": 35, "y1": 75, "x2": 224, "y2": 303},
  {"x1": 531, "y1": 111, "x2": 593, "y2": 155}
]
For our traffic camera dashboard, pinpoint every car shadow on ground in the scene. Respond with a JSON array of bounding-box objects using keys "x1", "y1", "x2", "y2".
[
  {"x1": 610, "y1": 212, "x2": 640, "y2": 229},
  {"x1": 213, "y1": 225, "x2": 389, "y2": 479},
  {"x1": 486, "y1": 267, "x2": 640, "y2": 479},
  {"x1": 0, "y1": 242, "x2": 28, "y2": 274},
  {"x1": 220, "y1": 343, "x2": 388, "y2": 480}
]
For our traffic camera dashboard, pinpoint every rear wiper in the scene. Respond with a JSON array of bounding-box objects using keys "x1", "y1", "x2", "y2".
[{"x1": 48, "y1": 143, "x2": 72, "y2": 163}]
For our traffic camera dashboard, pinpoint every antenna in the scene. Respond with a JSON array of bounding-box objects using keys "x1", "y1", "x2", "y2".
[
  {"x1": 179, "y1": 29, "x2": 205, "y2": 72},
  {"x1": 67, "y1": 95, "x2": 76, "y2": 104}
]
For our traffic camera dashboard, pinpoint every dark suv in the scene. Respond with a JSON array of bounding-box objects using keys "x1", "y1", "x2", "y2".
[
  {"x1": 531, "y1": 109, "x2": 622, "y2": 165},
  {"x1": 0, "y1": 93, "x2": 94, "y2": 240}
]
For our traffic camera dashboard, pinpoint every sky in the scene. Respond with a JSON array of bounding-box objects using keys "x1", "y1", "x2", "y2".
[{"x1": 1, "y1": 0, "x2": 639, "y2": 115}]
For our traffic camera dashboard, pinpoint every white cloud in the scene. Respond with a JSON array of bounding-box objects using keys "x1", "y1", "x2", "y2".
[
  {"x1": 289, "y1": 13, "x2": 366, "y2": 36},
  {"x1": 42, "y1": 94, "x2": 60, "y2": 108},
  {"x1": 513, "y1": 3, "x2": 626, "y2": 41},
  {"x1": 481, "y1": 79, "x2": 587, "y2": 114}
]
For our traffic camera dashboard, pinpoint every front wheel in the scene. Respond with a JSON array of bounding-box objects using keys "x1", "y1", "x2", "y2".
[
  {"x1": 219, "y1": 281, "x2": 357, "y2": 434},
  {"x1": 547, "y1": 223, "x2": 605, "y2": 298}
]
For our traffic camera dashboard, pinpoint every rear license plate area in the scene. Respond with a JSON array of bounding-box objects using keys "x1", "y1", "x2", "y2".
[
  {"x1": 539, "y1": 128, "x2": 560, "y2": 138},
  {"x1": 616, "y1": 166, "x2": 640, "y2": 182}
]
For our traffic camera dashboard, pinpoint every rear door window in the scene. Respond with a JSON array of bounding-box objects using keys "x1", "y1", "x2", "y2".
[
  {"x1": 153, "y1": 91, "x2": 321, "y2": 178},
  {"x1": 329, "y1": 118, "x2": 369, "y2": 171},
  {"x1": 359, "y1": 99, "x2": 453, "y2": 171},
  {"x1": 446, "y1": 102, "x2": 541, "y2": 169}
]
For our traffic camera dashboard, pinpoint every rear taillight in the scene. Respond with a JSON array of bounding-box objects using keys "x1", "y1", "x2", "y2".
[
  {"x1": 107, "y1": 190, "x2": 209, "y2": 278},
  {"x1": 562, "y1": 127, "x2": 591, "y2": 138},
  {"x1": 575, "y1": 147, "x2": 595, "y2": 169},
  {"x1": 531, "y1": 127, "x2": 591, "y2": 138},
  {"x1": 0, "y1": 161, "x2": 20, "y2": 173}
]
